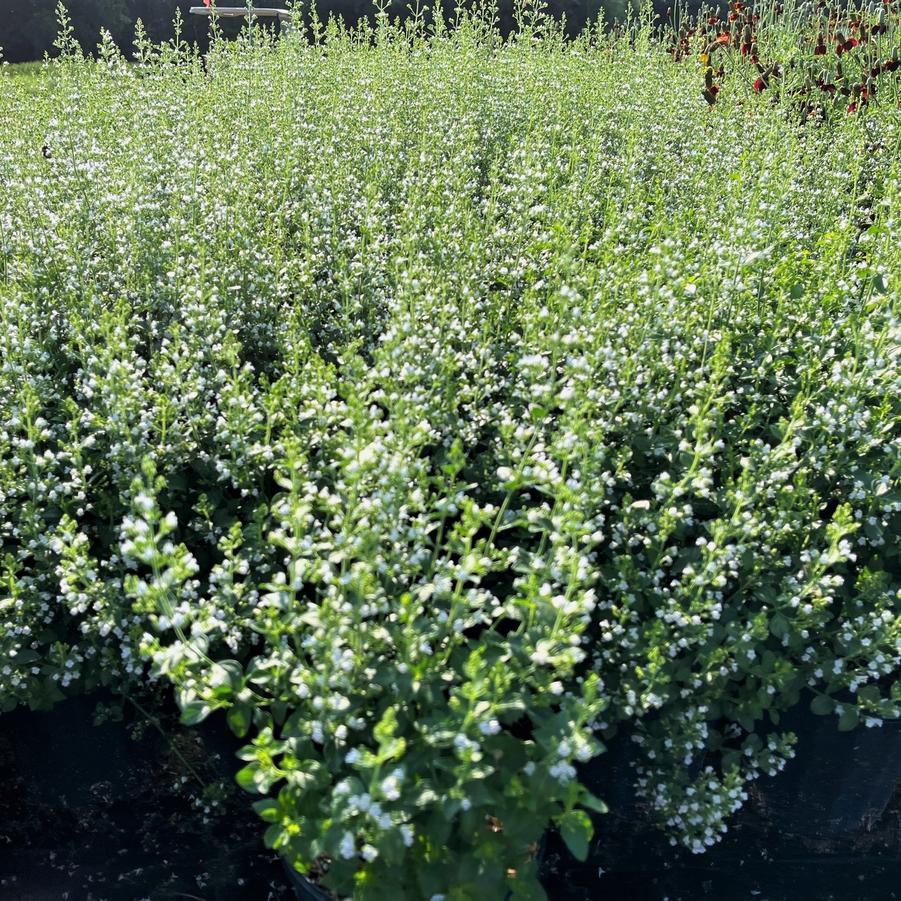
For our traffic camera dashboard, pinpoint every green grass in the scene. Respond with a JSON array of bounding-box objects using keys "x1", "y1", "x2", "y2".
[{"x1": 0, "y1": 5, "x2": 899, "y2": 897}]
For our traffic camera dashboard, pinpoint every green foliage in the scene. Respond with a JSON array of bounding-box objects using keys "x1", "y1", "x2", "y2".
[{"x1": 0, "y1": 4, "x2": 899, "y2": 895}]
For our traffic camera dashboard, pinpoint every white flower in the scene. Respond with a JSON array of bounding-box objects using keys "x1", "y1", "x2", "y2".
[
  {"x1": 339, "y1": 832, "x2": 356, "y2": 860},
  {"x1": 380, "y1": 775, "x2": 401, "y2": 800}
]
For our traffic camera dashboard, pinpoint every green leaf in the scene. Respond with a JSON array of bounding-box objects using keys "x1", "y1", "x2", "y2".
[
  {"x1": 508, "y1": 873, "x2": 549, "y2": 900},
  {"x1": 236, "y1": 762, "x2": 281, "y2": 793},
  {"x1": 810, "y1": 694, "x2": 834, "y2": 715},
  {"x1": 252, "y1": 798, "x2": 281, "y2": 823},
  {"x1": 837, "y1": 706, "x2": 859, "y2": 732},
  {"x1": 856, "y1": 685, "x2": 881, "y2": 706},
  {"x1": 377, "y1": 736, "x2": 407, "y2": 763},
  {"x1": 578, "y1": 790, "x2": 608, "y2": 814},
  {"x1": 721, "y1": 749, "x2": 741, "y2": 771},
  {"x1": 227, "y1": 703, "x2": 252, "y2": 737},
  {"x1": 769, "y1": 612, "x2": 790, "y2": 640},
  {"x1": 272, "y1": 699, "x2": 289, "y2": 725},
  {"x1": 464, "y1": 649, "x2": 484, "y2": 679},
  {"x1": 559, "y1": 809, "x2": 593, "y2": 861},
  {"x1": 378, "y1": 827, "x2": 406, "y2": 865},
  {"x1": 236, "y1": 762, "x2": 261, "y2": 793},
  {"x1": 374, "y1": 706, "x2": 398, "y2": 747},
  {"x1": 180, "y1": 699, "x2": 212, "y2": 725},
  {"x1": 263, "y1": 823, "x2": 285, "y2": 849},
  {"x1": 209, "y1": 659, "x2": 243, "y2": 698}
]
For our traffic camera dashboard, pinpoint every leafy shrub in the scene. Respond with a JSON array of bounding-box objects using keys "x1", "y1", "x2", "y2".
[
  {"x1": 675, "y1": 0, "x2": 901, "y2": 118},
  {"x1": 0, "y1": 2, "x2": 898, "y2": 897}
]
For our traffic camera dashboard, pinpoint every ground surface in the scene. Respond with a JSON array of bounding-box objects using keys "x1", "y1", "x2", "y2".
[
  {"x1": 0, "y1": 694, "x2": 292, "y2": 900},
  {"x1": 2, "y1": 695, "x2": 899, "y2": 900}
]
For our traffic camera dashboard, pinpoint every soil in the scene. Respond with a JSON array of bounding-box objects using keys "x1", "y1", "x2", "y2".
[{"x1": 0, "y1": 691, "x2": 293, "y2": 901}]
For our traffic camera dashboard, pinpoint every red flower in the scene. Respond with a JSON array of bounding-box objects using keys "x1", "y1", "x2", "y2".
[
  {"x1": 754, "y1": 77, "x2": 767, "y2": 92},
  {"x1": 716, "y1": 32, "x2": 731, "y2": 44},
  {"x1": 847, "y1": 102, "x2": 857, "y2": 113},
  {"x1": 708, "y1": 15, "x2": 719, "y2": 24},
  {"x1": 844, "y1": 37, "x2": 859, "y2": 50},
  {"x1": 740, "y1": 42, "x2": 752, "y2": 55},
  {"x1": 203, "y1": 0, "x2": 211, "y2": 6}
]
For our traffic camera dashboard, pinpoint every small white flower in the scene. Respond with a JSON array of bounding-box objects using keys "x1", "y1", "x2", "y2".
[{"x1": 339, "y1": 832, "x2": 356, "y2": 860}]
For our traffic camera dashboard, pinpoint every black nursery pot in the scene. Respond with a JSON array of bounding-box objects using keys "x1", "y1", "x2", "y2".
[
  {"x1": 282, "y1": 861, "x2": 337, "y2": 901},
  {"x1": 280, "y1": 833, "x2": 549, "y2": 900},
  {"x1": 576, "y1": 696, "x2": 901, "y2": 847},
  {"x1": 543, "y1": 697, "x2": 901, "y2": 900},
  {"x1": 758, "y1": 702, "x2": 901, "y2": 840},
  {"x1": 0, "y1": 693, "x2": 295, "y2": 900}
]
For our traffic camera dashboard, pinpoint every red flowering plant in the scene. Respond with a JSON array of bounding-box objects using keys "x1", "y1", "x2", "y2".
[{"x1": 673, "y1": 0, "x2": 901, "y2": 119}]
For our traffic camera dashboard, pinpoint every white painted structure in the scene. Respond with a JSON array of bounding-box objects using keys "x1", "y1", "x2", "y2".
[{"x1": 189, "y1": 7, "x2": 293, "y2": 22}]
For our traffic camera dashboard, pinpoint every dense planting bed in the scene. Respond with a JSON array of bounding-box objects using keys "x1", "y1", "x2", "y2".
[{"x1": 0, "y1": 4, "x2": 899, "y2": 898}]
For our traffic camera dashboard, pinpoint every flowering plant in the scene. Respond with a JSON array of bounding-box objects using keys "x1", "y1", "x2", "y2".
[
  {"x1": 0, "y1": 2, "x2": 898, "y2": 897},
  {"x1": 670, "y1": 0, "x2": 900, "y2": 117}
]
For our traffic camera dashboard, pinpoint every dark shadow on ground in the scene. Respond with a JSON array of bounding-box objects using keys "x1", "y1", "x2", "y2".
[{"x1": 2, "y1": 693, "x2": 900, "y2": 900}]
